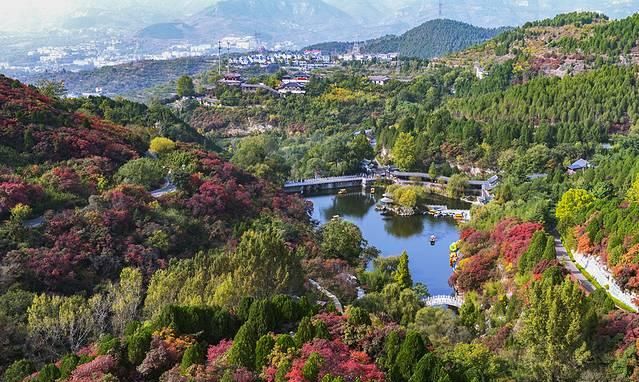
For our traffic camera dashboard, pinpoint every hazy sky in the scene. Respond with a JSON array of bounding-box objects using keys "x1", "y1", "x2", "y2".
[
  {"x1": 0, "y1": 0, "x2": 215, "y2": 32},
  {"x1": 1, "y1": 0, "x2": 637, "y2": 33}
]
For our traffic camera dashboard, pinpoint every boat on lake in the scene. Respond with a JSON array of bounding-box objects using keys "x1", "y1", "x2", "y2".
[{"x1": 338, "y1": 188, "x2": 347, "y2": 195}]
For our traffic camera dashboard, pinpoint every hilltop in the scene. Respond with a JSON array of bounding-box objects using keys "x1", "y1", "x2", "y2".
[
  {"x1": 367, "y1": 19, "x2": 508, "y2": 59},
  {"x1": 438, "y1": 11, "x2": 639, "y2": 77},
  {"x1": 306, "y1": 19, "x2": 507, "y2": 59}
]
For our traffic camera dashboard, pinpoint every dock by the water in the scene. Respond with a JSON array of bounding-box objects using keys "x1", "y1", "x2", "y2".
[{"x1": 426, "y1": 205, "x2": 471, "y2": 222}]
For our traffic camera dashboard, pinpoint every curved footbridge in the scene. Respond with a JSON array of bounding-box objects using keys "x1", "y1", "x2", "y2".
[
  {"x1": 284, "y1": 175, "x2": 376, "y2": 193},
  {"x1": 422, "y1": 294, "x2": 465, "y2": 308}
]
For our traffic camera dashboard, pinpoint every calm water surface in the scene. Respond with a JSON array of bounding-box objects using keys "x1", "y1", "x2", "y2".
[{"x1": 307, "y1": 190, "x2": 469, "y2": 295}]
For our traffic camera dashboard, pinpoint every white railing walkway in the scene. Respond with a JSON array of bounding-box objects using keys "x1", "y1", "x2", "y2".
[
  {"x1": 284, "y1": 175, "x2": 375, "y2": 188},
  {"x1": 573, "y1": 251, "x2": 639, "y2": 311},
  {"x1": 422, "y1": 294, "x2": 465, "y2": 308}
]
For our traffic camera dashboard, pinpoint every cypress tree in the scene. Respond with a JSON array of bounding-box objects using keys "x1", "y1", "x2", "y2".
[
  {"x1": 275, "y1": 333, "x2": 297, "y2": 352},
  {"x1": 248, "y1": 299, "x2": 278, "y2": 336},
  {"x1": 394, "y1": 251, "x2": 413, "y2": 289},
  {"x1": 59, "y1": 354, "x2": 80, "y2": 379},
  {"x1": 314, "y1": 320, "x2": 331, "y2": 340},
  {"x1": 396, "y1": 331, "x2": 426, "y2": 381},
  {"x1": 347, "y1": 306, "x2": 371, "y2": 326},
  {"x1": 542, "y1": 235, "x2": 557, "y2": 261},
  {"x1": 382, "y1": 330, "x2": 402, "y2": 371},
  {"x1": 181, "y1": 343, "x2": 205, "y2": 373},
  {"x1": 302, "y1": 352, "x2": 323, "y2": 381},
  {"x1": 408, "y1": 353, "x2": 438, "y2": 382},
  {"x1": 37, "y1": 364, "x2": 60, "y2": 382},
  {"x1": 519, "y1": 231, "x2": 546, "y2": 274},
  {"x1": 228, "y1": 321, "x2": 260, "y2": 369},
  {"x1": 255, "y1": 334, "x2": 276, "y2": 371},
  {"x1": 295, "y1": 316, "x2": 315, "y2": 347}
]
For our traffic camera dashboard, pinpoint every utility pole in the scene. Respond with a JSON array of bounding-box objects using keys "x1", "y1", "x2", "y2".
[
  {"x1": 226, "y1": 42, "x2": 231, "y2": 74},
  {"x1": 217, "y1": 41, "x2": 222, "y2": 76}
]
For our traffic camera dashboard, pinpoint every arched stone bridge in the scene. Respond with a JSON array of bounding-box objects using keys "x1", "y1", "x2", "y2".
[{"x1": 422, "y1": 294, "x2": 465, "y2": 308}]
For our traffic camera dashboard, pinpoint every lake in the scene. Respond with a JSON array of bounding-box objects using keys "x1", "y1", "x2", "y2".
[{"x1": 307, "y1": 190, "x2": 469, "y2": 296}]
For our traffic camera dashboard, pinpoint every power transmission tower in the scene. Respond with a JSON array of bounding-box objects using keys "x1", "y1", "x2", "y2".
[{"x1": 438, "y1": 0, "x2": 443, "y2": 18}]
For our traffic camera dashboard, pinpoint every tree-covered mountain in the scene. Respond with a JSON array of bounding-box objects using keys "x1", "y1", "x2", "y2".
[
  {"x1": 306, "y1": 19, "x2": 508, "y2": 59},
  {"x1": 367, "y1": 19, "x2": 508, "y2": 58},
  {"x1": 137, "y1": 22, "x2": 195, "y2": 40}
]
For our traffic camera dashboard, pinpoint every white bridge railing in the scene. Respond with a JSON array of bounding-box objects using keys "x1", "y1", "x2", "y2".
[
  {"x1": 422, "y1": 294, "x2": 464, "y2": 308},
  {"x1": 284, "y1": 175, "x2": 376, "y2": 188}
]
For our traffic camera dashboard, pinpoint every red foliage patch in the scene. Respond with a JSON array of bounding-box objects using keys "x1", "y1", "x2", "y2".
[
  {"x1": 264, "y1": 339, "x2": 384, "y2": 382},
  {"x1": 68, "y1": 355, "x2": 117, "y2": 382},
  {"x1": 451, "y1": 248, "x2": 500, "y2": 292},
  {"x1": 491, "y1": 219, "x2": 543, "y2": 264},
  {"x1": 598, "y1": 311, "x2": 639, "y2": 353},
  {"x1": 0, "y1": 176, "x2": 44, "y2": 217}
]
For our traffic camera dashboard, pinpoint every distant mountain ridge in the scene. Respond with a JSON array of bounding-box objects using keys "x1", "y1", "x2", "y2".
[
  {"x1": 137, "y1": 22, "x2": 195, "y2": 39},
  {"x1": 305, "y1": 19, "x2": 508, "y2": 59}
]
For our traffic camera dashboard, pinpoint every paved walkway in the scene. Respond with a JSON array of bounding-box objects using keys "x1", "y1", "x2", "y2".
[
  {"x1": 308, "y1": 279, "x2": 343, "y2": 313},
  {"x1": 554, "y1": 236, "x2": 596, "y2": 294},
  {"x1": 24, "y1": 179, "x2": 177, "y2": 229}
]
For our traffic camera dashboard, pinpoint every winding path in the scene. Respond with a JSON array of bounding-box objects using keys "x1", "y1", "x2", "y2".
[
  {"x1": 23, "y1": 179, "x2": 177, "y2": 229},
  {"x1": 308, "y1": 279, "x2": 344, "y2": 314},
  {"x1": 554, "y1": 236, "x2": 595, "y2": 294}
]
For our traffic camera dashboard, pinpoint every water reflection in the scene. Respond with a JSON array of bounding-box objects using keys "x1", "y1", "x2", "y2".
[
  {"x1": 308, "y1": 190, "x2": 468, "y2": 295},
  {"x1": 383, "y1": 215, "x2": 424, "y2": 238},
  {"x1": 322, "y1": 192, "x2": 375, "y2": 219}
]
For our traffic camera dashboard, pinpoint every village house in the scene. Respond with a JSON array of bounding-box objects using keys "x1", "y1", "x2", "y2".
[
  {"x1": 282, "y1": 73, "x2": 311, "y2": 84},
  {"x1": 241, "y1": 83, "x2": 281, "y2": 97},
  {"x1": 567, "y1": 158, "x2": 591, "y2": 174},
  {"x1": 368, "y1": 75, "x2": 390, "y2": 86},
  {"x1": 218, "y1": 72, "x2": 243, "y2": 86},
  {"x1": 278, "y1": 81, "x2": 306, "y2": 95}
]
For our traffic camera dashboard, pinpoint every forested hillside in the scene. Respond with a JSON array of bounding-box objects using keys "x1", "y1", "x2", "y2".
[
  {"x1": 8, "y1": 10, "x2": 639, "y2": 382},
  {"x1": 14, "y1": 57, "x2": 216, "y2": 101},
  {"x1": 366, "y1": 19, "x2": 507, "y2": 59},
  {"x1": 305, "y1": 19, "x2": 506, "y2": 59}
]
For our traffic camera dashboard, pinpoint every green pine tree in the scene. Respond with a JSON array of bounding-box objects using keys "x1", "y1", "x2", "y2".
[
  {"x1": 255, "y1": 334, "x2": 276, "y2": 371},
  {"x1": 396, "y1": 331, "x2": 426, "y2": 381},
  {"x1": 295, "y1": 316, "x2": 315, "y2": 347},
  {"x1": 394, "y1": 251, "x2": 413, "y2": 289},
  {"x1": 228, "y1": 322, "x2": 260, "y2": 369}
]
